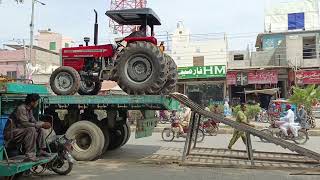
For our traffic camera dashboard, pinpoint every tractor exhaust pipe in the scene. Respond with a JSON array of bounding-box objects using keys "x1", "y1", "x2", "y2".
[{"x1": 94, "y1": 9, "x2": 98, "y2": 46}]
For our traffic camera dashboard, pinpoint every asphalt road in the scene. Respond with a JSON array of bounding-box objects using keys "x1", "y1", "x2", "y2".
[
  {"x1": 24, "y1": 133, "x2": 320, "y2": 180},
  {"x1": 25, "y1": 162, "x2": 319, "y2": 180}
]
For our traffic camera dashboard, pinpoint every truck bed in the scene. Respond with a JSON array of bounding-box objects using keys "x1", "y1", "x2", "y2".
[{"x1": 43, "y1": 95, "x2": 179, "y2": 110}]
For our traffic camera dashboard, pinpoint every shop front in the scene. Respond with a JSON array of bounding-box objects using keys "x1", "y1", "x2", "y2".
[
  {"x1": 177, "y1": 65, "x2": 226, "y2": 107},
  {"x1": 227, "y1": 70, "x2": 279, "y2": 108},
  {"x1": 292, "y1": 69, "x2": 320, "y2": 86}
]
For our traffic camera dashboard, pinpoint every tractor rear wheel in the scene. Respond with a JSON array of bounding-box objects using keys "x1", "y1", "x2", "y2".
[
  {"x1": 114, "y1": 41, "x2": 168, "y2": 95},
  {"x1": 159, "y1": 54, "x2": 178, "y2": 94},
  {"x1": 78, "y1": 81, "x2": 102, "y2": 95},
  {"x1": 50, "y1": 66, "x2": 80, "y2": 95}
]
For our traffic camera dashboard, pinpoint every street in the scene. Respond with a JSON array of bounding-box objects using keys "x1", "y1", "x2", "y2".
[{"x1": 25, "y1": 133, "x2": 320, "y2": 180}]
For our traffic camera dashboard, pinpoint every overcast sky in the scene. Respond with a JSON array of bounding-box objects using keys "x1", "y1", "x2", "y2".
[{"x1": 0, "y1": 0, "x2": 308, "y2": 50}]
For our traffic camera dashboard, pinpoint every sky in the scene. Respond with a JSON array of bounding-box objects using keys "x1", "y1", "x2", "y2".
[{"x1": 0, "y1": 0, "x2": 305, "y2": 50}]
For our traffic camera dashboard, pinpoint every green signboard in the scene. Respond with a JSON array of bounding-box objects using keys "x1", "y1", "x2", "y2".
[{"x1": 178, "y1": 65, "x2": 226, "y2": 79}]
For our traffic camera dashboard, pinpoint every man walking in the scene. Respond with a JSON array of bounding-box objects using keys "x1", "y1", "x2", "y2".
[{"x1": 228, "y1": 104, "x2": 254, "y2": 150}]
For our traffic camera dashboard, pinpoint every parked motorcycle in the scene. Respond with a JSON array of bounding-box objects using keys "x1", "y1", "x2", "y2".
[
  {"x1": 31, "y1": 135, "x2": 75, "y2": 175},
  {"x1": 259, "y1": 123, "x2": 309, "y2": 145}
]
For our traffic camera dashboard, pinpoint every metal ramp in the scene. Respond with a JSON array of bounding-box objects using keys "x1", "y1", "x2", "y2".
[{"x1": 170, "y1": 93, "x2": 320, "y2": 169}]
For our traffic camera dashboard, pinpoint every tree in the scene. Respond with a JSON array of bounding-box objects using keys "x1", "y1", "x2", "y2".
[{"x1": 289, "y1": 85, "x2": 320, "y2": 128}]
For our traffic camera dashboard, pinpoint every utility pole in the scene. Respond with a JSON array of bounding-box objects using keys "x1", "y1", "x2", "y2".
[
  {"x1": 29, "y1": 0, "x2": 35, "y2": 68},
  {"x1": 28, "y1": 0, "x2": 45, "y2": 79}
]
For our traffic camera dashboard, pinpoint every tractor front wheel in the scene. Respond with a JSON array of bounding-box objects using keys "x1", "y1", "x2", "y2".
[{"x1": 50, "y1": 66, "x2": 80, "y2": 95}]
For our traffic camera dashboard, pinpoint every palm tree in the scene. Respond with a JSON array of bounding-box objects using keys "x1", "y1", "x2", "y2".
[{"x1": 289, "y1": 84, "x2": 320, "y2": 128}]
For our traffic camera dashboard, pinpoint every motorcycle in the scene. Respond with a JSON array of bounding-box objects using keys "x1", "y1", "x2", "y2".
[
  {"x1": 259, "y1": 122, "x2": 309, "y2": 145},
  {"x1": 200, "y1": 118, "x2": 219, "y2": 136},
  {"x1": 31, "y1": 135, "x2": 75, "y2": 175}
]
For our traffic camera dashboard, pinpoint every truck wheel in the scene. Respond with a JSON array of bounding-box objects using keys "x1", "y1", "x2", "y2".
[
  {"x1": 159, "y1": 54, "x2": 178, "y2": 94},
  {"x1": 100, "y1": 126, "x2": 111, "y2": 154},
  {"x1": 114, "y1": 41, "x2": 168, "y2": 95},
  {"x1": 78, "y1": 81, "x2": 102, "y2": 95},
  {"x1": 108, "y1": 123, "x2": 128, "y2": 150},
  {"x1": 121, "y1": 121, "x2": 131, "y2": 146},
  {"x1": 50, "y1": 66, "x2": 80, "y2": 95},
  {"x1": 66, "y1": 121, "x2": 105, "y2": 161}
]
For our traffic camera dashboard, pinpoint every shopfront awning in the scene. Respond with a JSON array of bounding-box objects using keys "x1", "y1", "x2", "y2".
[{"x1": 244, "y1": 88, "x2": 280, "y2": 95}]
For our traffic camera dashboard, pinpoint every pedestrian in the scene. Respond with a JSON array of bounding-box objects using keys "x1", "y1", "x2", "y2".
[
  {"x1": 5, "y1": 94, "x2": 52, "y2": 162},
  {"x1": 228, "y1": 103, "x2": 254, "y2": 150},
  {"x1": 297, "y1": 104, "x2": 310, "y2": 130},
  {"x1": 159, "y1": 41, "x2": 165, "y2": 52}
]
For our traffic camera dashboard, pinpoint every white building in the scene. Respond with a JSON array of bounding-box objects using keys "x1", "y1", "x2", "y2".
[
  {"x1": 170, "y1": 22, "x2": 228, "y2": 68},
  {"x1": 265, "y1": 0, "x2": 320, "y2": 33},
  {"x1": 169, "y1": 22, "x2": 228, "y2": 107}
]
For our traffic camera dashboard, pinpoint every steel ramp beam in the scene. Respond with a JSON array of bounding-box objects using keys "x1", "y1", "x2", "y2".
[{"x1": 170, "y1": 93, "x2": 320, "y2": 162}]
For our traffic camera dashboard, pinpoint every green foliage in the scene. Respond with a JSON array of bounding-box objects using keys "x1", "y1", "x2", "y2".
[
  {"x1": 289, "y1": 85, "x2": 320, "y2": 114},
  {"x1": 208, "y1": 104, "x2": 224, "y2": 113},
  {"x1": 232, "y1": 104, "x2": 261, "y2": 120}
]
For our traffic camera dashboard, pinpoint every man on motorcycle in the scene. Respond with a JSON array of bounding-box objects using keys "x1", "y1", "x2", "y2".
[
  {"x1": 5, "y1": 94, "x2": 52, "y2": 161},
  {"x1": 175, "y1": 104, "x2": 191, "y2": 136},
  {"x1": 275, "y1": 104, "x2": 298, "y2": 138}
]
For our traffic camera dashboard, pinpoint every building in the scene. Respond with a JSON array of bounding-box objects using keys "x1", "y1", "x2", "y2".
[
  {"x1": 169, "y1": 22, "x2": 228, "y2": 107},
  {"x1": 0, "y1": 45, "x2": 60, "y2": 84},
  {"x1": 265, "y1": 0, "x2": 319, "y2": 33},
  {"x1": 226, "y1": 0, "x2": 320, "y2": 106},
  {"x1": 36, "y1": 29, "x2": 74, "y2": 53}
]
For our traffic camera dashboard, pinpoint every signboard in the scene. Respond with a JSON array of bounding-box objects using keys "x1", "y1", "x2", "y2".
[
  {"x1": 236, "y1": 72, "x2": 248, "y2": 86},
  {"x1": 227, "y1": 71, "x2": 237, "y2": 85},
  {"x1": 227, "y1": 70, "x2": 278, "y2": 85},
  {"x1": 248, "y1": 70, "x2": 278, "y2": 84},
  {"x1": 178, "y1": 65, "x2": 226, "y2": 79},
  {"x1": 296, "y1": 70, "x2": 320, "y2": 85}
]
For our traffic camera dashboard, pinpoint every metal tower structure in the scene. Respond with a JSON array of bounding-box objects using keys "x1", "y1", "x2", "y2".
[{"x1": 109, "y1": 0, "x2": 147, "y2": 35}]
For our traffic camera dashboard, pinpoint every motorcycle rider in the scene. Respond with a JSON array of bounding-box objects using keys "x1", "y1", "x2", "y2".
[
  {"x1": 176, "y1": 104, "x2": 191, "y2": 136},
  {"x1": 297, "y1": 104, "x2": 309, "y2": 130},
  {"x1": 275, "y1": 104, "x2": 298, "y2": 138}
]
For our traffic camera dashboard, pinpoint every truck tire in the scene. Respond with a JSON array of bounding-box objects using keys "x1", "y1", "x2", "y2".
[
  {"x1": 108, "y1": 123, "x2": 128, "y2": 150},
  {"x1": 50, "y1": 66, "x2": 81, "y2": 95},
  {"x1": 159, "y1": 54, "x2": 178, "y2": 94},
  {"x1": 121, "y1": 121, "x2": 131, "y2": 146},
  {"x1": 114, "y1": 41, "x2": 168, "y2": 95},
  {"x1": 100, "y1": 126, "x2": 111, "y2": 154},
  {"x1": 78, "y1": 81, "x2": 102, "y2": 95},
  {"x1": 66, "y1": 121, "x2": 105, "y2": 161}
]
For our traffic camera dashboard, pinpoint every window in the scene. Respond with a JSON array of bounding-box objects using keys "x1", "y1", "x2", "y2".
[
  {"x1": 288, "y1": 13, "x2": 305, "y2": 30},
  {"x1": 195, "y1": 48, "x2": 200, "y2": 53},
  {"x1": 49, "y1": 42, "x2": 56, "y2": 50},
  {"x1": 234, "y1": 54, "x2": 244, "y2": 61},
  {"x1": 65, "y1": 43, "x2": 69, "y2": 48},
  {"x1": 193, "y1": 56, "x2": 204, "y2": 66},
  {"x1": 303, "y1": 36, "x2": 316, "y2": 59},
  {"x1": 7, "y1": 71, "x2": 17, "y2": 79},
  {"x1": 177, "y1": 56, "x2": 181, "y2": 60}
]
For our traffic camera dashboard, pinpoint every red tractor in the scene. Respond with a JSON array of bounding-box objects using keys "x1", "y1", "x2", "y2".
[{"x1": 50, "y1": 8, "x2": 177, "y2": 95}]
